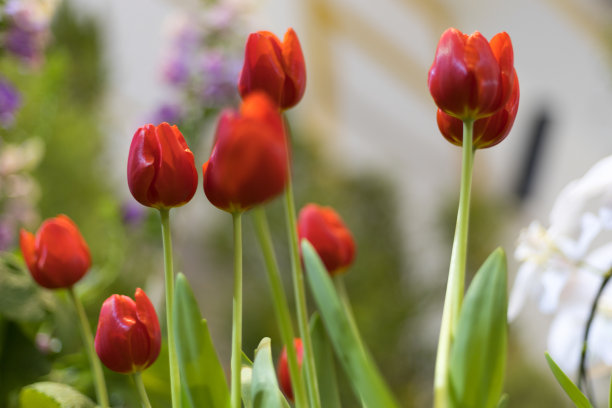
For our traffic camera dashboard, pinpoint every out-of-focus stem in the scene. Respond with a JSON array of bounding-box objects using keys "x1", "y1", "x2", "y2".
[
  {"x1": 230, "y1": 211, "x2": 243, "y2": 408},
  {"x1": 133, "y1": 371, "x2": 152, "y2": 408}
]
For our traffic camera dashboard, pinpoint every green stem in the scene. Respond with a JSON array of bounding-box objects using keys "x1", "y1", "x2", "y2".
[
  {"x1": 159, "y1": 209, "x2": 181, "y2": 408},
  {"x1": 252, "y1": 207, "x2": 308, "y2": 408},
  {"x1": 433, "y1": 120, "x2": 475, "y2": 408},
  {"x1": 68, "y1": 287, "x2": 109, "y2": 408},
  {"x1": 133, "y1": 371, "x2": 153, "y2": 408},
  {"x1": 284, "y1": 179, "x2": 322, "y2": 408},
  {"x1": 231, "y1": 211, "x2": 243, "y2": 408}
]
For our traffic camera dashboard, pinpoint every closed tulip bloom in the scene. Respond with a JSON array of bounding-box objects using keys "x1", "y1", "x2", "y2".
[
  {"x1": 127, "y1": 122, "x2": 198, "y2": 209},
  {"x1": 437, "y1": 70, "x2": 519, "y2": 149},
  {"x1": 298, "y1": 204, "x2": 356, "y2": 275},
  {"x1": 203, "y1": 92, "x2": 288, "y2": 213},
  {"x1": 428, "y1": 28, "x2": 516, "y2": 121},
  {"x1": 94, "y1": 288, "x2": 161, "y2": 374},
  {"x1": 277, "y1": 338, "x2": 303, "y2": 402},
  {"x1": 238, "y1": 28, "x2": 306, "y2": 110},
  {"x1": 20, "y1": 215, "x2": 91, "y2": 289}
]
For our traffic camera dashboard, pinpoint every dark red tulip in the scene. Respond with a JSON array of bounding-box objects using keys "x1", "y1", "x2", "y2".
[
  {"x1": 20, "y1": 215, "x2": 91, "y2": 289},
  {"x1": 277, "y1": 338, "x2": 303, "y2": 402},
  {"x1": 428, "y1": 28, "x2": 516, "y2": 121},
  {"x1": 127, "y1": 122, "x2": 198, "y2": 209},
  {"x1": 298, "y1": 204, "x2": 356, "y2": 275},
  {"x1": 238, "y1": 28, "x2": 306, "y2": 110},
  {"x1": 202, "y1": 92, "x2": 289, "y2": 213},
  {"x1": 94, "y1": 288, "x2": 161, "y2": 374},
  {"x1": 437, "y1": 70, "x2": 519, "y2": 149}
]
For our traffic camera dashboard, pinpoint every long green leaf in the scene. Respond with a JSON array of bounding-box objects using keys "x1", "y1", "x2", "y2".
[
  {"x1": 309, "y1": 313, "x2": 342, "y2": 408},
  {"x1": 173, "y1": 273, "x2": 230, "y2": 408},
  {"x1": 545, "y1": 353, "x2": 593, "y2": 408},
  {"x1": 20, "y1": 382, "x2": 95, "y2": 408},
  {"x1": 448, "y1": 248, "x2": 507, "y2": 408},
  {"x1": 250, "y1": 338, "x2": 290, "y2": 408},
  {"x1": 301, "y1": 240, "x2": 399, "y2": 408}
]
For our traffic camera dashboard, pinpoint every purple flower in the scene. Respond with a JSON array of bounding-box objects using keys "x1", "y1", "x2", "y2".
[
  {"x1": 199, "y1": 52, "x2": 240, "y2": 105},
  {"x1": 0, "y1": 79, "x2": 21, "y2": 127},
  {"x1": 150, "y1": 103, "x2": 183, "y2": 125},
  {"x1": 121, "y1": 201, "x2": 146, "y2": 227},
  {"x1": 161, "y1": 54, "x2": 191, "y2": 85}
]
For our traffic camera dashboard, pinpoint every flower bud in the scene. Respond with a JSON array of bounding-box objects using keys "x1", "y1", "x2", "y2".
[
  {"x1": 94, "y1": 288, "x2": 161, "y2": 374},
  {"x1": 203, "y1": 92, "x2": 289, "y2": 213},
  {"x1": 298, "y1": 204, "x2": 356, "y2": 275},
  {"x1": 127, "y1": 122, "x2": 198, "y2": 209},
  {"x1": 20, "y1": 215, "x2": 91, "y2": 289},
  {"x1": 277, "y1": 338, "x2": 303, "y2": 402},
  {"x1": 238, "y1": 28, "x2": 306, "y2": 110}
]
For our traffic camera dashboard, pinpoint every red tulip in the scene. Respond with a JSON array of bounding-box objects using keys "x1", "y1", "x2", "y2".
[
  {"x1": 428, "y1": 28, "x2": 516, "y2": 121},
  {"x1": 437, "y1": 70, "x2": 519, "y2": 149},
  {"x1": 202, "y1": 92, "x2": 289, "y2": 213},
  {"x1": 277, "y1": 338, "x2": 303, "y2": 402},
  {"x1": 94, "y1": 288, "x2": 161, "y2": 374},
  {"x1": 127, "y1": 122, "x2": 198, "y2": 209},
  {"x1": 20, "y1": 215, "x2": 91, "y2": 289},
  {"x1": 238, "y1": 28, "x2": 306, "y2": 110},
  {"x1": 298, "y1": 204, "x2": 356, "y2": 275}
]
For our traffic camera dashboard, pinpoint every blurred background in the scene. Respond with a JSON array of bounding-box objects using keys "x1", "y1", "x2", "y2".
[{"x1": 1, "y1": 0, "x2": 612, "y2": 406}]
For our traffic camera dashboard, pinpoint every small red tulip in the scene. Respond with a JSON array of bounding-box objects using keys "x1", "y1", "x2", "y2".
[
  {"x1": 298, "y1": 204, "x2": 356, "y2": 275},
  {"x1": 238, "y1": 28, "x2": 306, "y2": 110},
  {"x1": 437, "y1": 70, "x2": 519, "y2": 149},
  {"x1": 202, "y1": 92, "x2": 289, "y2": 213},
  {"x1": 94, "y1": 288, "x2": 161, "y2": 374},
  {"x1": 20, "y1": 215, "x2": 91, "y2": 289},
  {"x1": 277, "y1": 338, "x2": 303, "y2": 402},
  {"x1": 428, "y1": 28, "x2": 516, "y2": 121},
  {"x1": 127, "y1": 122, "x2": 198, "y2": 209}
]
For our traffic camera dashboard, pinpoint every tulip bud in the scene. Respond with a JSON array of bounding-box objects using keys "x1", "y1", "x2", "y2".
[
  {"x1": 437, "y1": 70, "x2": 519, "y2": 149},
  {"x1": 20, "y1": 215, "x2": 91, "y2": 289},
  {"x1": 94, "y1": 288, "x2": 161, "y2": 374},
  {"x1": 277, "y1": 338, "x2": 303, "y2": 402},
  {"x1": 298, "y1": 204, "x2": 356, "y2": 275},
  {"x1": 238, "y1": 28, "x2": 306, "y2": 110},
  {"x1": 428, "y1": 28, "x2": 516, "y2": 121},
  {"x1": 127, "y1": 122, "x2": 198, "y2": 210},
  {"x1": 203, "y1": 92, "x2": 289, "y2": 213}
]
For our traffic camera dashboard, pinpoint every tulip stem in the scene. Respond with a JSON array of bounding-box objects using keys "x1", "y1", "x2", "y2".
[
  {"x1": 284, "y1": 178, "x2": 322, "y2": 408},
  {"x1": 133, "y1": 372, "x2": 152, "y2": 408},
  {"x1": 252, "y1": 206, "x2": 308, "y2": 408},
  {"x1": 231, "y1": 211, "x2": 243, "y2": 408},
  {"x1": 434, "y1": 119, "x2": 475, "y2": 408},
  {"x1": 159, "y1": 209, "x2": 181, "y2": 408},
  {"x1": 68, "y1": 287, "x2": 109, "y2": 408}
]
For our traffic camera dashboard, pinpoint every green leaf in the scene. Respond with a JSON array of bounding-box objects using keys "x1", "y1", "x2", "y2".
[
  {"x1": 309, "y1": 313, "x2": 342, "y2": 408},
  {"x1": 241, "y1": 365, "x2": 253, "y2": 408},
  {"x1": 250, "y1": 338, "x2": 289, "y2": 408},
  {"x1": 448, "y1": 248, "x2": 508, "y2": 408},
  {"x1": 545, "y1": 352, "x2": 593, "y2": 408},
  {"x1": 173, "y1": 273, "x2": 230, "y2": 408},
  {"x1": 496, "y1": 394, "x2": 509, "y2": 408},
  {"x1": 301, "y1": 240, "x2": 399, "y2": 408},
  {"x1": 19, "y1": 382, "x2": 95, "y2": 408}
]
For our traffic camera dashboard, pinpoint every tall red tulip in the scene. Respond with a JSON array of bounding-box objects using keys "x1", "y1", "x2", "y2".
[
  {"x1": 437, "y1": 70, "x2": 519, "y2": 149},
  {"x1": 20, "y1": 215, "x2": 91, "y2": 289},
  {"x1": 127, "y1": 122, "x2": 198, "y2": 209},
  {"x1": 238, "y1": 28, "x2": 306, "y2": 110},
  {"x1": 202, "y1": 92, "x2": 288, "y2": 213},
  {"x1": 277, "y1": 338, "x2": 303, "y2": 402},
  {"x1": 94, "y1": 288, "x2": 161, "y2": 374},
  {"x1": 428, "y1": 28, "x2": 516, "y2": 121},
  {"x1": 298, "y1": 204, "x2": 356, "y2": 275}
]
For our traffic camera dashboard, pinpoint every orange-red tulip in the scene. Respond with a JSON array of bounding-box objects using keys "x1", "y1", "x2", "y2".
[
  {"x1": 202, "y1": 92, "x2": 288, "y2": 213},
  {"x1": 20, "y1": 215, "x2": 91, "y2": 289},
  {"x1": 127, "y1": 122, "x2": 198, "y2": 209},
  {"x1": 298, "y1": 204, "x2": 356, "y2": 275},
  {"x1": 277, "y1": 338, "x2": 303, "y2": 402},
  {"x1": 94, "y1": 288, "x2": 161, "y2": 374},
  {"x1": 437, "y1": 70, "x2": 519, "y2": 149},
  {"x1": 238, "y1": 28, "x2": 306, "y2": 110},
  {"x1": 428, "y1": 28, "x2": 516, "y2": 121}
]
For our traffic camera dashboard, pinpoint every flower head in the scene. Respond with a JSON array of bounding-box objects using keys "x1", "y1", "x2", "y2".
[{"x1": 277, "y1": 338, "x2": 303, "y2": 402}]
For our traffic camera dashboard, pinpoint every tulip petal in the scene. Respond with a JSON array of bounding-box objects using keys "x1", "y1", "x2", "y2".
[
  {"x1": 127, "y1": 125, "x2": 158, "y2": 206},
  {"x1": 281, "y1": 28, "x2": 307, "y2": 109}
]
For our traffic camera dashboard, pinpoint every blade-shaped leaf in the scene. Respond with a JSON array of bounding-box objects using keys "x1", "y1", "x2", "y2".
[
  {"x1": 545, "y1": 352, "x2": 593, "y2": 408},
  {"x1": 448, "y1": 248, "x2": 508, "y2": 408},
  {"x1": 241, "y1": 365, "x2": 253, "y2": 408},
  {"x1": 301, "y1": 240, "x2": 399, "y2": 408},
  {"x1": 250, "y1": 338, "x2": 290, "y2": 408},
  {"x1": 309, "y1": 313, "x2": 342, "y2": 408},
  {"x1": 20, "y1": 382, "x2": 95, "y2": 408},
  {"x1": 173, "y1": 273, "x2": 230, "y2": 408}
]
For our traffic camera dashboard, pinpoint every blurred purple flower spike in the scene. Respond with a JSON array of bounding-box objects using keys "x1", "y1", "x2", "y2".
[{"x1": 0, "y1": 78, "x2": 21, "y2": 127}]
